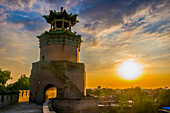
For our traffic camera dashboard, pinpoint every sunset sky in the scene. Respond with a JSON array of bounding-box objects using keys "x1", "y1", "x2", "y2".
[{"x1": 0, "y1": 0, "x2": 169, "y2": 89}]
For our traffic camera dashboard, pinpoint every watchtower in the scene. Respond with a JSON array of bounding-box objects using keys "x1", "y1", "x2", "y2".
[{"x1": 29, "y1": 7, "x2": 86, "y2": 104}]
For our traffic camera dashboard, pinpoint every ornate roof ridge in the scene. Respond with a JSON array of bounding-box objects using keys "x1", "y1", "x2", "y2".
[
  {"x1": 43, "y1": 9, "x2": 78, "y2": 19},
  {"x1": 43, "y1": 8, "x2": 78, "y2": 26},
  {"x1": 37, "y1": 30, "x2": 81, "y2": 38}
]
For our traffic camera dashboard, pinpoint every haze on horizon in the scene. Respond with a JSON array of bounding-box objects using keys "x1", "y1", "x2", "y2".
[{"x1": 0, "y1": 0, "x2": 169, "y2": 89}]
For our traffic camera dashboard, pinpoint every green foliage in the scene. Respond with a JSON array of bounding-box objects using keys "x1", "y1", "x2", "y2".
[
  {"x1": 87, "y1": 86, "x2": 164, "y2": 113},
  {"x1": 0, "y1": 68, "x2": 12, "y2": 86},
  {"x1": 7, "y1": 74, "x2": 30, "y2": 90},
  {"x1": 117, "y1": 107, "x2": 126, "y2": 113},
  {"x1": 86, "y1": 88, "x2": 114, "y2": 102},
  {"x1": 158, "y1": 89, "x2": 170, "y2": 107},
  {"x1": 116, "y1": 86, "x2": 159, "y2": 113},
  {"x1": 0, "y1": 85, "x2": 5, "y2": 91},
  {"x1": 132, "y1": 96, "x2": 159, "y2": 113},
  {"x1": 86, "y1": 88, "x2": 113, "y2": 97},
  {"x1": 102, "y1": 110, "x2": 110, "y2": 113},
  {"x1": 111, "y1": 107, "x2": 118, "y2": 113}
]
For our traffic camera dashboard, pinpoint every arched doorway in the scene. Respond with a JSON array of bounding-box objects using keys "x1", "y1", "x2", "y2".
[{"x1": 44, "y1": 84, "x2": 57, "y2": 102}]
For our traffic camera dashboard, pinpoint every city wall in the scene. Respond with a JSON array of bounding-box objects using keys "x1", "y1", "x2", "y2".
[
  {"x1": 0, "y1": 90, "x2": 29, "y2": 108},
  {"x1": 18, "y1": 90, "x2": 30, "y2": 102},
  {"x1": 0, "y1": 91, "x2": 19, "y2": 108}
]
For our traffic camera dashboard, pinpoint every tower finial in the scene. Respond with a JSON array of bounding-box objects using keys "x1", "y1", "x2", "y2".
[{"x1": 61, "y1": 7, "x2": 63, "y2": 12}]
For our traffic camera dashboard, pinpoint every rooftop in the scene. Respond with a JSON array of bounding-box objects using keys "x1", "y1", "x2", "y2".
[{"x1": 43, "y1": 7, "x2": 78, "y2": 26}]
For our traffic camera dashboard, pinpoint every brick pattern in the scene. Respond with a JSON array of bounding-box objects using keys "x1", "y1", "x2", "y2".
[{"x1": 50, "y1": 61, "x2": 84, "y2": 71}]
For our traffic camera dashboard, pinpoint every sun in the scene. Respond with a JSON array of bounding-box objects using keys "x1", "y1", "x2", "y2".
[{"x1": 117, "y1": 59, "x2": 143, "y2": 80}]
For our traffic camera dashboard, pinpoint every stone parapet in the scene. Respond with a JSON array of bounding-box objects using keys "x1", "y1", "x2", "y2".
[
  {"x1": 0, "y1": 91, "x2": 19, "y2": 108},
  {"x1": 51, "y1": 97, "x2": 98, "y2": 113},
  {"x1": 43, "y1": 100, "x2": 55, "y2": 113},
  {"x1": 50, "y1": 61, "x2": 85, "y2": 72},
  {"x1": 37, "y1": 31, "x2": 82, "y2": 48}
]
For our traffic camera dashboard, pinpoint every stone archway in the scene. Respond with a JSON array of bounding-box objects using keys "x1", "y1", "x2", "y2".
[
  {"x1": 30, "y1": 61, "x2": 85, "y2": 104},
  {"x1": 43, "y1": 84, "x2": 57, "y2": 102}
]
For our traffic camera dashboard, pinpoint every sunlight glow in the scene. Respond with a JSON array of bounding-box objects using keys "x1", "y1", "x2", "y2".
[{"x1": 117, "y1": 59, "x2": 143, "y2": 80}]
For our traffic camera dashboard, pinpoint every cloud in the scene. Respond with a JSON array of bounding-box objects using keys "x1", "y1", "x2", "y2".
[
  {"x1": 43, "y1": 0, "x2": 80, "y2": 11},
  {"x1": 0, "y1": 22, "x2": 39, "y2": 61},
  {"x1": 0, "y1": 0, "x2": 169, "y2": 85},
  {"x1": 79, "y1": 0, "x2": 169, "y2": 33},
  {"x1": 0, "y1": 0, "x2": 36, "y2": 10},
  {"x1": 4, "y1": 10, "x2": 49, "y2": 31},
  {"x1": 144, "y1": 19, "x2": 170, "y2": 34},
  {"x1": 10, "y1": 18, "x2": 48, "y2": 31},
  {"x1": 0, "y1": 48, "x2": 6, "y2": 54}
]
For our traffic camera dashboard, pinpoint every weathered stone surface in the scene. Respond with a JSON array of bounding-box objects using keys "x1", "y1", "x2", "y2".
[
  {"x1": 0, "y1": 102, "x2": 42, "y2": 113},
  {"x1": 29, "y1": 61, "x2": 86, "y2": 104},
  {"x1": 38, "y1": 31, "x2": 82, "y2": 62},
  {"x1": 37, "y1": 31, "x2": 81, "y2": 47},
  {"x1": 0, "y1": 91, "x2": 19, "y2": 108},
  {"x1": 51, "y1": 97, "x2": 99, "y2": 113},
  {"x1": 40, "y1": 44, "x2": 79, "y2": 62}
]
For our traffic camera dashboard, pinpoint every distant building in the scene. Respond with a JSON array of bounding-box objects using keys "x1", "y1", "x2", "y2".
[
  {"x1": 164, "y1": 87, "x2": 168, "y2": 90},
  {"x1": 98, "y1": 86, "x2": 101, "y2": 89},
  {"x1": 159, "y1": 107, "x2": 170, "y2": 113}
]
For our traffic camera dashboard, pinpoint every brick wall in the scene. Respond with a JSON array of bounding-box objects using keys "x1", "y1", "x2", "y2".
[{"x1": 40, "y1": 44, "x2": 79, "y2": 62}]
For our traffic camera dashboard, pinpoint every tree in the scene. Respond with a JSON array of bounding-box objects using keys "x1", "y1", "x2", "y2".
[
  {"x1": 158, "y1": 89, "x2": 170, "y2": 107},
  {"x1": 7, "y1": 74, "x2": 30, "y2": 90},
  {"x1": 0, "y1": 68, "x2": 12, "y2": 87},
  {"x1": 116, "y1": 86, "x2": 159, "y2": 113},
  {"x1": 117, "y1": 107, "x2": 126, "y2": 113},
  {"x1": 132, "y1": 95, "x2": 159, "y2": 113}
]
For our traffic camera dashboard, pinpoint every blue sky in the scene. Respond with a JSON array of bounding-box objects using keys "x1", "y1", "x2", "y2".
[{"x1": 0, "y1": 0, "x2": 170, "y2": 88}]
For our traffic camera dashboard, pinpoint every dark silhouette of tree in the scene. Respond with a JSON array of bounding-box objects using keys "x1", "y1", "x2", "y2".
[
  {"x1": 7, "y1": 74, "x2": 30, "y2": 90},
  {"x1": 0, "y1": 68, "x2": 12, "y2": 90}
]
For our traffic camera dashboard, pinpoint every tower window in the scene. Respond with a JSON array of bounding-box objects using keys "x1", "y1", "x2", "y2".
[{"x1": 42, "y1": 55, "x2": 45, "y2": 61}]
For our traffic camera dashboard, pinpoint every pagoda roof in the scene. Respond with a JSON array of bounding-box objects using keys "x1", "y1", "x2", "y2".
[
  {"x1": 37, "y1": 30, "x2": 81, "y2": 38},
  {"x1": 43, "y1": 9, "x2": 78, "y2": 26}
]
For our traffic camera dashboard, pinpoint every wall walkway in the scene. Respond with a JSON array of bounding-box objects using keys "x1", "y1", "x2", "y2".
[{"x1": 0, "y1": 102, "x2": 42, "y2": 113}]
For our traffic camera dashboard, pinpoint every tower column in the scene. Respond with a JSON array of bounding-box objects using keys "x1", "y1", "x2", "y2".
[
  {"x1": 62, "y1": 18, "x2": 64, "y2": 28},
  {"x1": 50, "y1": 23, "x2": 52, "y2": 30},
  {"x1": 54, "y1": 19, "x2": 56, "y2": 29},
  {"x1": 69, "y1": 21, "x2": 71, "y2": 31}
]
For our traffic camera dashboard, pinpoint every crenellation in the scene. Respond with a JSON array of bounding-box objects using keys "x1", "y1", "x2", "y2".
[{"x1": 0, "y1": 91, "x2": 19, "y2": 108}]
